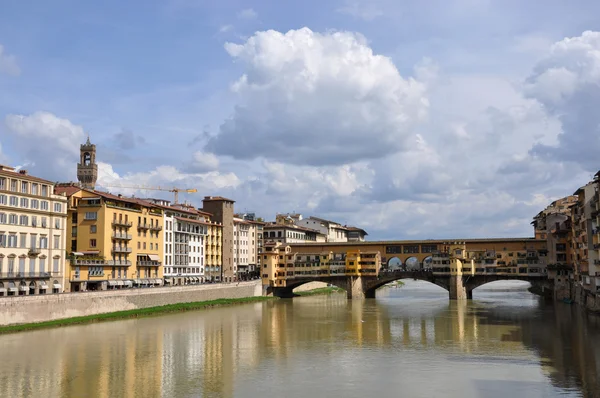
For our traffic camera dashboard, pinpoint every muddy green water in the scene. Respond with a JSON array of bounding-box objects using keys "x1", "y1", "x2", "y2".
[{"x1": 0, "y1": 281, "x2": 598, "y2": 398}]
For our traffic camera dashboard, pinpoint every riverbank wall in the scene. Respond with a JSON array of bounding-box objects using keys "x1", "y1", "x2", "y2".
[
  {"x1": 0, "y1": 281, "x2": 263, "y2": 326},
  {"x1": 554, "y1": 280, "x2": 600, "y2": 313}
]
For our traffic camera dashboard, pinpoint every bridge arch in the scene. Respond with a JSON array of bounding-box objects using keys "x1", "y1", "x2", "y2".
[
  {"x1": 423, "y1": 256, "x2": 433, "y2": 268},
  {"x1": 387, "y1": 257, "x2": 402, "y2": 270},
  {"x1": 405, "y1": 257, "x2": 420, "y2": 270},
  {"x1": 363, "y1": 272, "x2": 449, "y2": 298}
]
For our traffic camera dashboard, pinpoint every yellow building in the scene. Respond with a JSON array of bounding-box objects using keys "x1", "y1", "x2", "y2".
[
  {"x1": 56, "y1": 185, "x2": 164, "y2": 291},
  {"x1": 204, "y1": 221, "x2": 223, "y2": 282}
]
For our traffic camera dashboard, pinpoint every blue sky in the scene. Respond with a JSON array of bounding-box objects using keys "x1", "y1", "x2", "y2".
[{"x1": 1, "y1": 0, "x2": 600, "y2": 239}]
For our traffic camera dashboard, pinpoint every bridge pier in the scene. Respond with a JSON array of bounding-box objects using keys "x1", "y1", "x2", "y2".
[
  {"x1": 346, "y1": 276, "x2": 366, "y2": 299},
  {"x1": 448, "y1": 275, "x2": 472, "y2": 300}
]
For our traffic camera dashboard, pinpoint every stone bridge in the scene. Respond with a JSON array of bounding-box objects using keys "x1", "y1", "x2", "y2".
[{"x1": 269, "y1": 271, "x2": 554, "y2": 300}]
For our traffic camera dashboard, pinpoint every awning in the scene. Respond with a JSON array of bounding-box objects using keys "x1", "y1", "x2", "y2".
[
  {"x1": 154, "y1": 279, "x2": 162, "y2": 284},
  {"x1": 108, "y1": 281, "x2": 117, "y2": 286},
  {"x1": 164, "y1": 279, "x2": 172, "y2": 284},
  {"x1": 72, "y1": 252, "x2": 84, "y2": 256},
  {"x1": 19, "y1": 286, "x2": 27, "y2": 291},
  {"x1": 39, "y1": 284, "x2": 48, "y2": 289},
  {"x1": 148, "y1": 254, "x2": 160, "y2": 261},
  {"x1": 82, "y1": 251, "x2": 99, "y2": 255},
  {"x1": 53, "y1": 284, "x2": 61, "y2": 289},
  {"x1": 0, "y1": 288, "x2": 6, "y2": 293},
  {"x1": 134, "y1": 279, "x2": 142, "y2": 285},
  {"x1": 124, "y1": 280, "x2": 133, "y2": 287},
  {"x1": 142, "y1": 279, "x2": 149, "y2": 285},
  {"x1": 116, "y1": 280, "x2": 124, "y2": 286},
  {"x1": 8, "y1": 287, "x2": 17, "y2": 292}
]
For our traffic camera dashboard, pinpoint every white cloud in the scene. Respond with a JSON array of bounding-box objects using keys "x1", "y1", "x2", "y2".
[
  {"x1": 524, "y1": 30, "x2": 600, "y2": 171},
  {"x1": 0, "y1": 44, "x2": 20, "y2": 76},
  {"x1": 336, "y1": 0, "x2": 384, "y2": 21},
  {"x1": 219, "y1": 24, "x2": 233, "y2": 33},
  {"x1": 97, "y1": 162, "x2": 241, "y2": 202},
  {"x1": 237, "y1": 8, "x2": 257, "y2": 20},
  {"x1": 4, "y1": 111, "x2": 85, "y2": 180},
  {"x1": 209, "y1": 28, "x2": 429, "y2": 166},
  {"x1": 185, "y1": 151, "x2": 220, "y2": 173}
]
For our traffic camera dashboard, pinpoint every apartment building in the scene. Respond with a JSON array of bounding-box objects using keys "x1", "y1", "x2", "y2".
[
  {"x1": 277, "y1": 213, "x2": 368, "y2": 242},
  {"x1": 57, "y1": 185, "x2": 165, "y2": 291},
  {"x1": 0, "y1": 165, "x2": 68, "y2": 296},
  {"x1": 143, "y1": 199, "x2": 212, "y2": 285},
  {"x1": 204, "y1": 221, "x2": 223, "y2": 282},
  {"x1": 263, "y1": 223, "x2": 326, "y2": 244}
]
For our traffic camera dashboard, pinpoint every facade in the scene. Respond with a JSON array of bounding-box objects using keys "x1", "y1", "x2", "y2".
[
  {"x1": 233, "y1": 217, "x2": 251, "y2": 280},
  {"x1": 202, "y1": 196, "x2": 234, "y2": 282},
  {"x1": 144, "y1": 199, "x2": 212, "y2": 285},
  {"x1": 262, "y1": 223, "x2": 325, "y2": 245},
  {"x1": 295, "y1": 216, "x2": 350, "y2": 242},
  {"x1": 0, "y1": 165, "x2": 68, "y2": 296},
  {"x1": 57, "y1": 186, "x2": 165, "y2": 291},
  {"x1": 204, "y1": 221, "x2": 223, "y2": 282},
  {"x1": 571, "y1": 178, "x2": 600, "y2": 291}
]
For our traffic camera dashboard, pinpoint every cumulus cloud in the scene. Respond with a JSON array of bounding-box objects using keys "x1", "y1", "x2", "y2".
[
  {"x1": 525, "y1": 31, "x2": 600, "y2": 171},
  {"x1": 237, "y1": 8, "x2": 257, "y2": 20},
  {"x1": 97, "y1": 162, "x2": 241, "y2": 202},
  {"x1": 4, "y1": 111, "x2": 85, "y2": 180},
  {"x1": 184, "y1": 151, "x2": 220, "y2": 173},
  {"x1": 208, "y1": 28, "x2": 429, "y2": 166},
  {"x1": 0, "y1": 44, "x2": 20, "y2": 76}
]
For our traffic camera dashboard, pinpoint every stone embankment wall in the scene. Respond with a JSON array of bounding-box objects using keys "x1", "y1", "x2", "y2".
[
  {"x1": 554, "y1": 281, "x2": 600, "y2": 313},
  {"x1": 0, "y1": 281, "x2": 263, "y2": 326}
]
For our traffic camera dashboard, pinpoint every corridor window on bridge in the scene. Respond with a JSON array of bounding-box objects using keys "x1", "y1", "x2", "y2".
[
  {"x1": 385, "y1": 246, "x2": 401, "y2": 254},
  {"x1": 403, "y1": 245, "x2": 419, "y2": 254}
]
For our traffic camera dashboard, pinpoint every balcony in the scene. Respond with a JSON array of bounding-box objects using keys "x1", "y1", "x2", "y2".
[
  {"x1": 138, "y1": 223, "x2": 150, "y2": 230},
  {"x1": 150, "y1": 225, "x2": 163, "y2": 232},
  {"x1": 106, "y1": 260, "x2": 132, "y2": 266},
  {"x1": 73, "y1": 258, "x2": 106, "y2": 266},
  {"x1": 0, "y1": 272, "x2": 57, "y2": 279},
  {"x1": 112, "y1": 246, "x2": 132, "y2": 254},
  {"x1": 138, "y1": 261, "x2": 161, "y2": 267},
  {"x1": 28, "y1": 247, "x2": 42, "y2": 256},
  {"x1": 112, "y1": 232, "x2": 133, "y2": 240},
  {"x1": 112, "y1": 220, "x2": 132, "y2": 228}
]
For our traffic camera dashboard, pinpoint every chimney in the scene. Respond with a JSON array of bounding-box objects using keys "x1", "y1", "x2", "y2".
[{"x1": 19, "y1": 169, "x2": 27, "y2": 175}]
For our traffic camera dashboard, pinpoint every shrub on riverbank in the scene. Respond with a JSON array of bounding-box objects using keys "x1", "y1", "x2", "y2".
[{"x1": 0, "y1": 296, "x2": 274, "y2": 335}]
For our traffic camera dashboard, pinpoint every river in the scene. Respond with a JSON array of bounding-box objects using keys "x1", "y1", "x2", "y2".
[{"x1": 1, "y1": 281, "x2": 599, "y2": 398}]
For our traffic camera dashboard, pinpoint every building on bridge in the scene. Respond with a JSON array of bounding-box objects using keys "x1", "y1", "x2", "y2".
[{"x1": 262, "y1": 238, "x2": 551, "y2": 299}]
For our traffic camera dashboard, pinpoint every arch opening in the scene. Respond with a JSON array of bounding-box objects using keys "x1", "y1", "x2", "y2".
[
  {"x1": 405, "y1": 256, "x2": 420, "y2": 270},
  {"x1": 386, "y1": 257, "x2": 402, "y2": 271}
]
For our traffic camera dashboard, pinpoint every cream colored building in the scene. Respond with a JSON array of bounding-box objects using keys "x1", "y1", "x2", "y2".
[{"x1": 0, "y1": 165, "x2": 68, "y2": 296}]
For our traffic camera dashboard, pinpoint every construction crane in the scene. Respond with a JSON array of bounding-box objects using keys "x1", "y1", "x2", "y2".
[{"x1": 100, "y1": 184, "x2": 197, "y2": 205}]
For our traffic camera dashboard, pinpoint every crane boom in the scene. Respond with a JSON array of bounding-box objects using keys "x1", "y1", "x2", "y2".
[{"x1": 100, "y1": 184, "x2": 197, "y2": 204}]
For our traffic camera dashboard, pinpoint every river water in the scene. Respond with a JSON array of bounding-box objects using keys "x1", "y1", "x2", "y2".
[{"x1": 1, "y1": 281, "x2": 599, "y2": 398}]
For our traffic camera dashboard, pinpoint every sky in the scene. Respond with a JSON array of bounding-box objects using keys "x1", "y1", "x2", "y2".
[{"x1": 1, "y1": 0, "x2": 600, "y2": 240}]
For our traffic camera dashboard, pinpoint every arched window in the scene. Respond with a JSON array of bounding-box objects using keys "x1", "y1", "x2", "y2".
[{"x1": 83, "y1": 152, "x2": 92, "y2": 166}]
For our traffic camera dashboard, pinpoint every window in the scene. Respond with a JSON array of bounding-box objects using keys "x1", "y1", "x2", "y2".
[
  {"x1": 20, "y1": 198, "x2": 29, "y2": 208},
  {"x1": 0, "y1": 213, "x2": 5, "y2": 224},
  {"x1": 90, "y1": 239, "x2": 97, "y2": 248},
  {"x1": 21, "y1": 181, "x2": 28, "y2": 193},
  {"x1": 0, "y1": 195, "x2": 5, "y2": 205},
  {"x1": 8, "y1": 214, "x2": 17, "y2": 224},
  {"x1": 40, "y1": 236, "x2": 48, "y2": 248},
  {"x1": 53, "y1": 258, "x2": 59, "y2": 273},
  {"x1": 85, "y1": 212, "x2": 97, "y2": 220},
  {"x1": 39, "y1": 258, "x2": 45, "y2": 273},
  {"x1": 54, "y1": 203, "x2": 62, "y2": 213},
  {"x1": 19, "y1": 234, "x2": 26, "y2": 248},
  {"x1": 29, "y1": 258, "x2": 35, "y2": 275},
  {"x1": 54, "y1": 219, "x2": 61, "y2": 229},
  {"x1": 31, "y1": 184, "x2": 38, "y2": 195},
  {"x1": 31, "y1": 199, "x2": 39, "y2": 209},
  {"x1": 8, "y1": 234, "x2": 17, "y2": 247},
  {"x1": 0, "y1": 177, "x2": 5, "y2": 190},
  {"x1": 30, "y1": 234, "x2": 37, "y2": 248},
  {"x1": 10, "y1": 180, "x2": 17, "y2": 192},
  {"x1": 54, "y1": 235, "x2": 60, "y2": 249},
  {"x1": 31, "y1": 216, "x2": 37, "y2": 227},
  {"x1": 143, "y1": 242, "x2": 146, "y2": 249},
  {"x1": 41, "y1": 217, "x2": 47, "y2": 228},
  {"x1": 41, "y1": 201, "x2": 49, "y2": 210},
  {"x1": 19, "y1": 257, "x2": 25, "y2": 274},
  {"x1": 7, "y1": 257, "x2": 14, "y2": 273},
  {"x1": 0, "y1": 234, "x2": 6, "y2": 247},
  {"x1": 90, "y1": 225, "x2": 96, "y2": 233},
  {"x1": 19, "y1": 215, "x2": 28, "y2": 226},
  {"x1": 41, "y1": 185, "x2": 48, "y2": 196},
  {"x1": 137, "y1": 242, "x2": 141, "y2": 249},
  {"x1": 9, "y1": 196, "x2": 18, "y2": 206},
  {"x1": 89, "y1": 266, "x2": 103, "y2": 276}
]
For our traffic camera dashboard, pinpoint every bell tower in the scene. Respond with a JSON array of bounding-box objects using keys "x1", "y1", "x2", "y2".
[{"x1": 77, "y1": 136, "x2": 98, "y2": 189}]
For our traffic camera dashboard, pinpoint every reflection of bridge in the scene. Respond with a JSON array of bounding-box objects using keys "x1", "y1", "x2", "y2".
[
  {"x1": 262, "y1": 238, "x2": 553, "y2": 299},
  {"x1": 271, "y1": 270, "x2": 553, "y2": 299}
]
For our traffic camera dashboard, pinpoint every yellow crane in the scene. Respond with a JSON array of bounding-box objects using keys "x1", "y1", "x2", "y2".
[{"x1": 100, "y1": 184, "x2": 197, "y2": 205}]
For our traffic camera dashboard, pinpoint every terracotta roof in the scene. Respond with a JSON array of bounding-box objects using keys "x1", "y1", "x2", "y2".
[
  {"x1": 174, "y1": 216, "x2": 212, "y2": 225},
  {"x1": 345, "y1": 226, "x2": 368, "y2": 235},
  {"x1": 55, "y1": 185, "x2": 82, "y2": 196},
  {"x1": 203, "y1": 196, "x2": 235, "y2": 203},
  {"x1": 264, "y1": 223, "x2": 325, "y2": 234},
  {"x1": 307, "y1": 216, "x2": 342, "y2": 226},
  {"x1": 0, "y1": 168, "x2": 55, "y2": 185}
]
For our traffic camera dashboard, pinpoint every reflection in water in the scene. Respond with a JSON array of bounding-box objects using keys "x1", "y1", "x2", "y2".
[{"x1": 0, "y1": 281, "x2": 598, "y2": 397}]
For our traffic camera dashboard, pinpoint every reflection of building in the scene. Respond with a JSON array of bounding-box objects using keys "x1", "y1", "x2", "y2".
[{"x1": 0, "y1": 165, "x2": 68, "y2": 296}]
